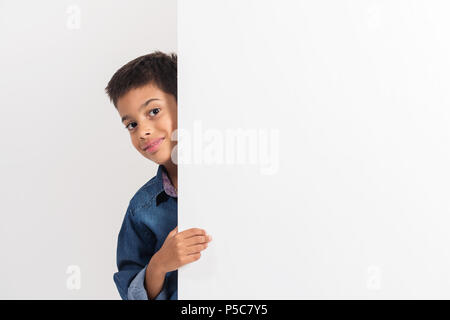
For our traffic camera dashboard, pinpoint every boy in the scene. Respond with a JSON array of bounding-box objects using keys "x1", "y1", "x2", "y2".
[{"x1": 105, "y1": 51, "x2": 212, "y2": 300}]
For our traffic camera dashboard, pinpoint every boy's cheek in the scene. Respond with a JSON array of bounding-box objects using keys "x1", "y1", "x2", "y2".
[{"x1": 132, "y1": 139, "x2": 144, "y2": 154}]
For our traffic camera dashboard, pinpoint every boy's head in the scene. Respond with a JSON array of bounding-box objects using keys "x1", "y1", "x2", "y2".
[{"x1": 105, "y1": 51, "x2": 177, "y2": 166}]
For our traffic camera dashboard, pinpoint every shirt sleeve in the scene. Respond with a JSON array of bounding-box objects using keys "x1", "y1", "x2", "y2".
[
  {"x1": 127, "y1": 264, "x2": 171, "y2": 300},
  {"x1": 113, "y1": 204, "x2": 168, "y2": 300}
]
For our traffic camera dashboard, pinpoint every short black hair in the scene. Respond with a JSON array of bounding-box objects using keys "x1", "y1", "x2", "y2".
[{"x1": 105, "y1": 50, "x2": 177, "y2": 108}]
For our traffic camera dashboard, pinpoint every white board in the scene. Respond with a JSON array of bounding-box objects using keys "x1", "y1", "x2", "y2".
[{"x1": 178, "y1": 0, "x2": 450, "y2": 299}]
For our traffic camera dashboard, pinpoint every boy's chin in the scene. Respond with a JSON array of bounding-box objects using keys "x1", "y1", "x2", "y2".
[{"x1": 143, "y1": 152, "x2": 172, "y2": 165}]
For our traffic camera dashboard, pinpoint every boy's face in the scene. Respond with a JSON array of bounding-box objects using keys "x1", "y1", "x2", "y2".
[{"x1": 116, "y1": 82, "x2": 177, "y2": 166}]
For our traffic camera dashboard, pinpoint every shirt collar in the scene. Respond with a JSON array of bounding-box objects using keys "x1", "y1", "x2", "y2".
[
  {"x1": 155, "y1": 164, "x2": 177, "y2": 206},
  {"x1": 162, "y1": 169, "x2": 178, "y2": 198}
]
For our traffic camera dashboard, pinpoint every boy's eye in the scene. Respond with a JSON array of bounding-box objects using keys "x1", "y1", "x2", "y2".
[
  {"x1": 125, "y1": 122, "x2": 136, "y2": 131},
  {"x1": 149, "y1": 108, "x2": 160, "y2": 117},
  {"x1": 124, "y1": 108, "x2": 160, "y2": 131}
]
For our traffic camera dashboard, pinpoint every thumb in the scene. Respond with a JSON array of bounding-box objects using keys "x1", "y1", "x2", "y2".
[{"x1": 169, "y1": 226, "x2": 178, "y2": 237}]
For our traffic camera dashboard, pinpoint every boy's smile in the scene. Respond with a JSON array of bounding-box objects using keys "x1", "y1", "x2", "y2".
[{"x1": 116, "y1": 82, "x2": 178, "y2": 168}]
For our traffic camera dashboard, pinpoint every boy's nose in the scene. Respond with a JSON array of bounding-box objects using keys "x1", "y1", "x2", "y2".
[{"x1": 139, "y1": 129, "x2": 152, "y2": 139}]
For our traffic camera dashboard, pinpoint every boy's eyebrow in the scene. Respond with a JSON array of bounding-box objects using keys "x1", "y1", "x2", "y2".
[{"x1": 121, "y1": 98, "x2": 161, "y2": 123}]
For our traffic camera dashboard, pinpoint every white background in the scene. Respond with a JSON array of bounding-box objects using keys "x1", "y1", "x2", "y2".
[
  {"x1": 179, "y1": 0, "x2": 450, "y2": 299},
  {"x1": 0, "y1": 0, "x2": 176, "y2": 299}
]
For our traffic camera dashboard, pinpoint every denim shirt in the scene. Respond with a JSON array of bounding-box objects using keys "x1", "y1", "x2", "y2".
[{"x1": 114, "y1": 164, "x2": 178, "y2": 300}]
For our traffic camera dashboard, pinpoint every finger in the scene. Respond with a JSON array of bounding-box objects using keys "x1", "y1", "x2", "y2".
[
  {"x1": 186, "y1": 242, "x2": 208, "y2": 254},
  {"x1": 180, "y1": 228, "x2": 206, "y2": 239},
  {"x1": 186, "y1": 252, "x2": 201, "y2": 263},
  {"x1": 185, "y1": 235, "x2": 211, "y2": 246}
]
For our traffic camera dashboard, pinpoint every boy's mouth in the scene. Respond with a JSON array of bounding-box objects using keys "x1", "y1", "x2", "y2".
[{"x1": 142, "y1": 137, "x2": 165, "y2": 152}]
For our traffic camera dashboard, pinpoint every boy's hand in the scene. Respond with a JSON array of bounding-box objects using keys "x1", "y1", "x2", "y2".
[{"x1": 155, "y1": 226, "x2": 212, "y2": 273}]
